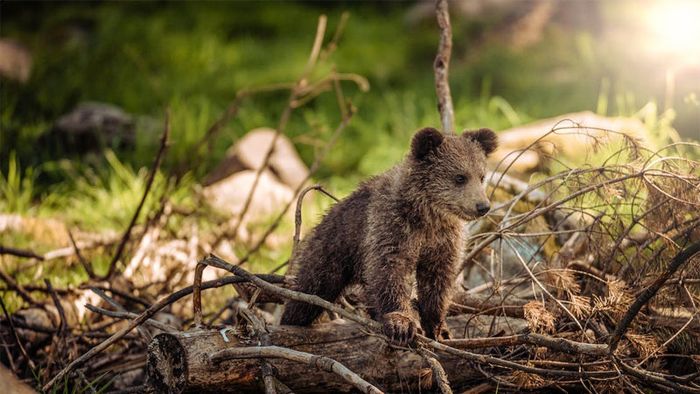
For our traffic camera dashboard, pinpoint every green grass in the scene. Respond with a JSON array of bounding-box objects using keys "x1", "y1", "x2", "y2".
[{"x1": 0, "y1": 152, "x2": 36, "y2": 214}]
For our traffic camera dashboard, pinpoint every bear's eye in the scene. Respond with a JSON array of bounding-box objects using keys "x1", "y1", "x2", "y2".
[
  {"x1": 454, "y1": 175, "x2": 468, "y2": 185},
  {"x1": 480, "y1": 175, "x2": 485, "y2": 183}
]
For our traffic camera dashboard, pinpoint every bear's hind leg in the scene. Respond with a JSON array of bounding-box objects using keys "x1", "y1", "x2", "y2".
[{"x1": 280, "y1": 255, "x2": 349, "y2": 326}]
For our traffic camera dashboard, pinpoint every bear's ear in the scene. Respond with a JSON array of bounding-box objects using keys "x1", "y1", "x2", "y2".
[
  {"x1": 411, "y1": 127, "x2": 444, "y2": 160},
  {"x1": 465, "y1": 128, "x2": 498, "y2": 155}
]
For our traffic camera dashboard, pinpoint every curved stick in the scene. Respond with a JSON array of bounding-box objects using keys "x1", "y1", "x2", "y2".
[
  {"x1": 292, "y1": 184, "x2": 339, "y2": 255},
  {"x1": 210, "y1": 346, "x2": 383, "y2": 394}
]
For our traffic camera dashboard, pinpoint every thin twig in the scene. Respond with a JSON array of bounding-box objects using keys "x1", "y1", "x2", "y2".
[
  {"x1": 0, "y1": 268, "x2": 38, "y2": 306},
  {"x1": 44, "y1": 279, "x2": 68, "y2": 334},
  {"x1": 90, "y1": 287, "x2": 153, "y2": 340},
  {"x1": 320, "y1": 11, "x2": 350, "y2": 60},
  {"x1": 0, "y1": 245, "x2": 44, "y2": 260},
  {"x1": 0, "y1": 297, "x2": 36, "y2": 371},
  {"x1": 101, "y1": 111, "x2": 170, "y2": 280},
  {"x1": 42, "y1": 235, "x2": 122, "y2": 262},
  {"x1": 79, "y1": 284, "x2": 151, "y2": 308},
  {"x1": 443, "y1": 335, "x2": 524, "y2": 349},
  {"x1": 209, "y1": 346, "x2": 383, "y2": 394},
  {"x1": 192, "y1": 262, "x2": 207, "y2": 328},
  {"x1": 67, "y1": 229, "x2": 95, "y2": 279},
  {"x1": 292, "y1": 184, "x2": 339, "y2": 255},
  {"x1": 84, "y1": 304, "x2": 176, "y2": 333}
]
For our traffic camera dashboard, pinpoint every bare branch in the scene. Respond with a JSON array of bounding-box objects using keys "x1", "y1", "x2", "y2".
[
  {"x1": 210, "y1": 346, "x2": 383, "y2": 394},
  {"x1": 0, "y1": 298, "x2": 36, "y2": 371},
  {"x1": 434, "y1": 0, "x2": 455, "y2": 134},
  {"x1": 0, "y1": 245, "x2": 44, "y2": 260},
  {"x1": 0, "y1": 268, "x2": 38, "y2": 306},
  {"x1": 102, "y1": 111, "x2": 170, "y2": 280},
  {"x1": 67, "y1": 229, "x2": 95, "y2": 279},
  {"x1": 84, "y1": 304, "x2": 176, "y2": 333}
]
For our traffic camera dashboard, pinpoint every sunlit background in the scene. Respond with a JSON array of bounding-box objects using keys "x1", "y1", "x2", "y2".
[{"x1": 644, "y1": 0, "x2": 700, "y2": 59}]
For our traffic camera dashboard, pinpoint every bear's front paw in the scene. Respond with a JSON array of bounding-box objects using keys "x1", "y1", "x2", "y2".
[{"x1": 383, "y1": 311, "x2": 421, "y2": 346}]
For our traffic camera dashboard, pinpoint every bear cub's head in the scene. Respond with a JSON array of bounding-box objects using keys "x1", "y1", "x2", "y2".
[{"x1": 409, "y1": 127, "x2": 498, "y2": 220}]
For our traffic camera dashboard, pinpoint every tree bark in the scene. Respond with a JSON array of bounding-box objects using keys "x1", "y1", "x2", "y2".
[{"x1": 147, "y1": 314, "x2": 527, "y2": 393}]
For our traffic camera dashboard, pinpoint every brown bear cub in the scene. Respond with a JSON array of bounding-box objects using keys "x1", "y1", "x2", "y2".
[{"x1": 281, "y1": 127, "x2": 498, "y2": 344}]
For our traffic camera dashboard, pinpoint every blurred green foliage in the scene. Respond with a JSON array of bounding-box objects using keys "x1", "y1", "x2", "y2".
[{"x1": 0, "y1": 1, "x2": 695, "y2": 229}]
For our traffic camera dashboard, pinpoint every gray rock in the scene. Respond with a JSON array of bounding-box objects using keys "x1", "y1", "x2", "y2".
[{"x1": 42, "y1": 102, "x2": 136, "y2": 154}]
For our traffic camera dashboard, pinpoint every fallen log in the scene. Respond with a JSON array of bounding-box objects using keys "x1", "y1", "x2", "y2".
[{"x1": 147, "y1": 314, "x2": 527, "y2": 393}]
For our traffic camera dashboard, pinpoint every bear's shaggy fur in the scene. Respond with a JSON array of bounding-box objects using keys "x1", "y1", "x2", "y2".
[{"x1": 281, "y1": 127, "x2": 498, "y2": 344}]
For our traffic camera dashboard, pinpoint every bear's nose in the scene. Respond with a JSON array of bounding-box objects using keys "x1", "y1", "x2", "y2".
[{"x1": 476, "y1": 202, "x2": 490, "y2": 217}]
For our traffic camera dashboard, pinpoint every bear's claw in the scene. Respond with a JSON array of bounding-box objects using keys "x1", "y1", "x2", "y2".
[{"x1": 383, "y1": 311, "x2": 421, "y2": 346}]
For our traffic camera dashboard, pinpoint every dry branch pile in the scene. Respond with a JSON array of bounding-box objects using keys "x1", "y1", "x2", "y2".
[{"x1": 2, "y1": 5, "x2": 700, "y2": 394}]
